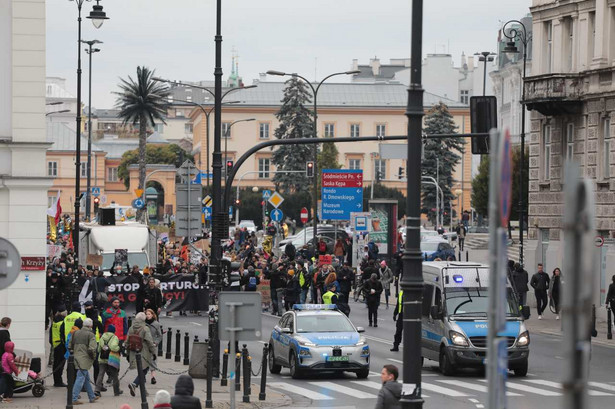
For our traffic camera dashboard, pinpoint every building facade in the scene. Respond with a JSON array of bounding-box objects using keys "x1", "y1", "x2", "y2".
[
  {"x1": 0, "y1": 0, "x2": 51, "y2": 355},
  {"x1": 525, "y1": 0, "x2": 615, "y2": 310}
]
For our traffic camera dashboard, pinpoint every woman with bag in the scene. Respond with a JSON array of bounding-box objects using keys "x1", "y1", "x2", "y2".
[
  {"x1": 127, "y1": 312, "x2": 157, "y2": 397},
  {"x1": 94, "y1": 324, "x2": 123, "y2": 396},
  {"x1": 145, "y1": 309, "x2": 162, "y2": 385}
]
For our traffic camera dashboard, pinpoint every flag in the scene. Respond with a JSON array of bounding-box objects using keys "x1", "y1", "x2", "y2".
[
  {"x1": 48, "y1": 215, "x2": 57, "y2": 242},
  {"x1": 46, "y1": 190, "x2": 62, "y2": 224}
]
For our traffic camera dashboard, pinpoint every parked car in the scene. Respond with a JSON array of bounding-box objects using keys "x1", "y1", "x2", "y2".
[
  {"x1": 421, "y1": 239, "x2": 456, "y2": 261},
  {"x1": 239, "y1": 220, "x2": 257, "y2": 233}
]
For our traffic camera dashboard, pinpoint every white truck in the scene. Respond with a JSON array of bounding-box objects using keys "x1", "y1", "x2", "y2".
[{"x1": 79, "y1": 221, "x2": 158, "y2": 271}]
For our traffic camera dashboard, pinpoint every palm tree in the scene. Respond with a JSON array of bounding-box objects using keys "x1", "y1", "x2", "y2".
[{"x1": 115, "y1": 66, "x2": 169, "y2": 220}]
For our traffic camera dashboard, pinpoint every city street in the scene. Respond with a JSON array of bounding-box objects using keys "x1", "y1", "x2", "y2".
[{"x1": 161, "y1": 296, "x2": 615, "y2": 409}]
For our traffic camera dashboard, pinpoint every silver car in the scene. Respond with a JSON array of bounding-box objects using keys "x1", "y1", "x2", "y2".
[{"x1": 268, "y1": 305, "x2": 370, "y2": 379}]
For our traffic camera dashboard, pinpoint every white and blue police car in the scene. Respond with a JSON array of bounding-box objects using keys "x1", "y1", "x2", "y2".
[{"x1": 268, "y1": 305, "x2": 370, "y2": 379}]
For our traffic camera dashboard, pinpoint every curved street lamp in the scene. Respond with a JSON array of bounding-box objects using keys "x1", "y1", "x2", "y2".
[
  {"x1": 502, "y1": 19, "x2": 531, "y2": 267},
  {"x1": 265, "y1": 69, "x2": 360, "y2": 241}
]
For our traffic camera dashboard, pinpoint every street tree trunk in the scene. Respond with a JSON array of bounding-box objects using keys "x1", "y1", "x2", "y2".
[{"x1": 137, "y1": 115, "x2": 147, "y2": 221}]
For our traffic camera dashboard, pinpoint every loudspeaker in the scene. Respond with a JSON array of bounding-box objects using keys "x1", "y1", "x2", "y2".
[
  {"x1": 470, "y1": 96, "x2": 498, "y2": 154},
  {"x1": 98, "y1": 208, "x2": 115, "y2": 226}
]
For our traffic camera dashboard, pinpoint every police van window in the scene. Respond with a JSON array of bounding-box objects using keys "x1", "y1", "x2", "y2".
[
  {"x1": 422, "y1": 284, "x2": 434, "y2": 317},
  {"x1": 287, "y1": 315, "x2": 294, "y2": 332},
  {"x1": 434, "y1": 287, "x2": 442, "y2": 309},
  {"x1": 279, "y1": 314, "x2": 289, "y2": 329}
]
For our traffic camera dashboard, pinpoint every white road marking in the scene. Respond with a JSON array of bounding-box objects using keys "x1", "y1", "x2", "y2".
[
  {"x1": 309, "y1": 381, "x2": 377, "y2": 399},
  {"x1": 498, "y1": 381, "x2": 561, "y2": 396},
  {"x1": 421, "y1": 382, "x2": 470, "y2": 397},
  {"x1": 363, "y1": 335, "x2": 398, "y2": 346},
  {"x1": 437, "y1": 380, "x2": 522, "y2": 396},
  {"x1": 588, "y1": 381, "x2": 615, "y2": 392},
  {"x1": 387, "y1": 358, "x2": 404, "y2": 364},
  {"x1": 189, "y1": 322, "x2": 202, "y2": 326},
  {"x1": 350, "y1": 381, "x2": 430, "y2": 398},
  {"x1": 258, "y1": 341, "x2": 267, "y2": 344},
  {"x1": 269, "y1": 382, "x2": 333, "y2": 400},
  {"x1": 468, "y1": 399, "x2": 480, "y2": 403},
  {"x1": 526, "y1": 380, "x2": 613, "y2": 396}
]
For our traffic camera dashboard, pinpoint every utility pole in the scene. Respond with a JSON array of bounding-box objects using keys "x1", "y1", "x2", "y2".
[{"x1": 400, "y1": 0, "x2": 425, "y2": 407}]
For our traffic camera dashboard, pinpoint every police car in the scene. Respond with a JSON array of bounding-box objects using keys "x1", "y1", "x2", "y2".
[{"x1": 268, "y1": 305, "x2": 370, "y2": 379}]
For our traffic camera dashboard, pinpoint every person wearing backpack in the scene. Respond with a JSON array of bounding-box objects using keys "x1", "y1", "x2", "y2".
[
  {"x1": 127, "y1": 312, "x2": 157, "y2": 397},
  {"x1": 94, "y1": 324, "x2": 123, "y2": 397},
  {"x1": 317, "y1": 237, "x2": 328, "y2": 256},
  {"x1": 243, "y1": 266, "x2": 260, "y2": 292}
]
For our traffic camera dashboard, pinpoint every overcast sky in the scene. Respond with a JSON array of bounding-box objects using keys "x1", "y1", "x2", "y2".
[{"x1": 46, "y1": 0, "x2": 531, "y2": 108}]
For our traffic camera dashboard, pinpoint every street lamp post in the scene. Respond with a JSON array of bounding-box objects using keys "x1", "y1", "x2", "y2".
[
  {"x1": 266, "y1": 69, "x2": 360, "y2": 242},
  {"x1": 401, "y1": 0, "x2": 425, "y2": 407},
  {"x1": 503, "y1": 20, "x2": 530, "y2": 267},
  {"x1": 474, "y1": 51, "x2": 496, "y2": 96},
  {"x1": 83, "y1": 39, "x2": 102, "y2": 221},
  {"x1": 70, "y1": 0, "x2": 108, "y2": 270}
]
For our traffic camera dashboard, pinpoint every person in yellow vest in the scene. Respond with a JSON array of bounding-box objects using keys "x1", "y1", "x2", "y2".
[
  {"x1": 322, "y1": 284, "x2": 339, "y2": 305},
  {"x1": 50, "y1": 304, "x2": 68, "y2": 387},
  {"x1": 391, "y1": 290, "x2": 403, "y2": 352},
  {"x1": 60, "y1": 301, "x2": 86, "y2": 346}
]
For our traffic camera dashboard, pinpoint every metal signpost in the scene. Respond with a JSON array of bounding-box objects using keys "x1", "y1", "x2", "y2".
[
  {"x1": 321, "y1": 169, "x2": 363, "y2": 220},
  {"x1": 487, "y1": 129, "x2": 512, "y2": 409},
  {"x1": 218, "y1": 292, "x2": 262, "y2": 409},
  {"x1": 176, "y1": 160, "x2": 202, "y2": 238},
  {"x1": 301, "y1": 207, "x2": 308, "y2": 243}
]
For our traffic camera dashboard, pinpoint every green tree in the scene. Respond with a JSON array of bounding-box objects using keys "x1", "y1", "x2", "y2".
[
  {"x1": 421, "y1": 102, "x2": 465, "y2": 225},
  {"x1": 471, "y1": 156, "x2": 489, "y2": 218},
  {"x1": 271, "y1": 76, "x2": 315, "y2": 193},
  {"x1": 118, "y1": 144, "x2": 193, "y2": 189},
  {"x1": 115, "y1": 66, "x2": 169, "y2": 219}
]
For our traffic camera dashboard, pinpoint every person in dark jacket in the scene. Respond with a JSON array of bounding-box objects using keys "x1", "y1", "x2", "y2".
[
  {"x1": 511, "y1": 263, "x2": 529, "y2": 306},
  {"x1": 0, "y1": 318, "x2": 11, "y2": 358},
  {"x1": 143, "y1": 277, "x2": 163, "y2": 316},
  {"x1": 549, "y1": 268, "x2": 562, "y2": 320},
  {"x1": 284, "y1": 241, "x2": 296, "y2": 261},
  {"x1": 375, "y1": 364, "x2": 401, "y2": 409},
  {"x1": 241, "y1": 266, "x2": 260, "y2": 292},
  {"x1": 267, "y1": 263, "x2": 284, "y2": 316},
  {"x1": 530, "y1": 263, "x2": 550, "y2": 319},
  {"x1": 337, "y1": 262, "x2": 354, "y2": 303},
  {"x1": 606, "y1": 275, "x2": 615, "y2": 312},
  {"x1": 171, "y1": 374, "x2": 202, "y2": 409},
  {"x1": 364, "y1": 273, "x2": 384, "y2": 327},
  {"x1": 284, "y1": 270, "x2": 300, "y2": 311}
]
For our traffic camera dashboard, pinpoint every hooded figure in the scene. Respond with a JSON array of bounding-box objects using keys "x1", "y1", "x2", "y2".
[
  {"x1": 127, "y1": 312, "x2": 157, "y2": 397},
  {"x1": 171, "y1": 374, "x2": 202, "y2": 409}
]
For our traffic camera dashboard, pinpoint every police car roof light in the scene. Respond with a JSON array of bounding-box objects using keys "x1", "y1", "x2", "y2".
[
  {"x1": 293, "y1": 304, "x2": 337, "y2": 311},
  {"x1": 453, "y1": 275, "x2": 464, "y2": 283}
]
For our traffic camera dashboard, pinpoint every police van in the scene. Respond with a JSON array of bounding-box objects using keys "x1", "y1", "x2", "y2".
[{"x1": 421, "y1": 261, "x2": 530, "y2": 376}]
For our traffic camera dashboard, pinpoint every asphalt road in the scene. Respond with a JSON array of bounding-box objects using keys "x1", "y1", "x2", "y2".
[{"x1": 160, "y1": 298, "x2": 615, "y2": 409}]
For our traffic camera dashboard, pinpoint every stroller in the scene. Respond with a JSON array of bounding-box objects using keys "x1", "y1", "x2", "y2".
[{"x1": 11, "y1": 350, "x2": 45, "y2": 397}]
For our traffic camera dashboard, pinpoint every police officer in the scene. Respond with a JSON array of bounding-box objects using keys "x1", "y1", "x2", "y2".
[
  {"x1": 322, "y1": 284, "x2": 339, "y2": 305},
  {"x1": 61, "y1": 301, "x2": 87, "y2": 349},
  {"x1": 46, "y1": 270, "x2": 65, "y2": 329},
  {"x1": 390, "y1": 290, "x2": 403, "y2": 352},
  {"x1": 50, "y1": 305, "x2": 68, "y2": 387}
]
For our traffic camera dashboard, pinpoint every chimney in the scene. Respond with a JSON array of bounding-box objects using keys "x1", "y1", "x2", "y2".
[
  {"x1": 461, "y1": 52, "x2": 467, "y2": 68},
  {"x1": 370, "y1": 57, "x2": 381, "y2": 76},
  {"x1": 468, "y1": 56, "x2": 475, "y2": 71},
  {"x1": 259, "y1": 73, "x2": 267, "y2": 82},
  {"x1": 352, "y1": 59, "x2": 359, "y2": 71}
]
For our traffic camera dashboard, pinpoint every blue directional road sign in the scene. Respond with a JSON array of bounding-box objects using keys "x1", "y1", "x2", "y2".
[
  {"x1": 270, "y1": 208, "x2": 284, "y2": 222},
  {"x1": 132, "y1": 198, "x2": 145, "y2": 209},
  {"x1": 229, "y1": 206, "x2": 233, "y2": 219},
  {"x1": 262, "y1": 190, "x2": 272, "y2": 200},
  {"x1": 202, "y1": 207, "x2": 212, "y2": 221},
  {"x1": 91, "y1": 187, "x2": 100, "y2": 197},
  {"x1": 321, "y1": 169, "x2": 363, "y2": 220}
]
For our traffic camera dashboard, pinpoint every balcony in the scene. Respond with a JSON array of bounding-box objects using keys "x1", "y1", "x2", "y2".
[{"x1": 523, "y1": 73, "x2": 583, "y2": 116}]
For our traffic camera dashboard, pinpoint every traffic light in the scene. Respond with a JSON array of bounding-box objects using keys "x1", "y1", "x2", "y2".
[
  {"x1": 470, "y1": 96, "x2": 497, "y2": 154},
  {"x1": 93, "y1": 196, "x2": 100, "y2": 214},
  {"x1": 375, "y1": 170, "x2": 382, "y2": 183},
  {"x1": 306, "y1": 161, "x2": 314, "y2": 178},
  {"x1": 226, "y1": 160, "x2": 234, "y2": 175},
  {"x1": 235, "y1": 198, "x2": 240, "y2": 206},
  {"x1": 398, "y1": 167, "x2": 404, "y2": 180}
]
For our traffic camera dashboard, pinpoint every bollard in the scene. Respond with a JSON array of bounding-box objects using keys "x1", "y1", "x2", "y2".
[
  {"x1": 221, "y1": 349, "x2": 228, "y2": 386},
  {"x1": 243, "y1": 356, "x2": 251, "y2": 403},
  {"x1": 458, "y1": 250, "x2": 461, "y2": 261},
  {"x1": 135, "y1": 352, "x2": 149, "y2": 409},
  {"x1": 608, "y1": 307, "x2": 613, "y2": 340},
  {"x1": 65, "y1": 353, "x2": 75, "y2": 409},
  {"x1": 466, "y1": 250, "x2": 469, "y2": 262},
  {"x1": 175, "y1": 330, "x2": 181, "y2": 362},
  {"x1": 194, "y1": 335, "x2": 199, "y2": 343},
  {"x1": 183, "y1": 332, "x2": 190, "y2": 365},
  {"x1": 165, "y1": 328, "x2": 172, "y2": 359},
  {"x1": 157, "y1": 335, "x2": 163, "y2": 357},
  {"x1": 205, "y1": 343, "x2": 213, "y2": 408},
  {"x1": 235, "y1": 352, "x2": 241, "y2": 391},
  {"x1": 259, "y1": 344, "x2": 268, "y2": 400}
]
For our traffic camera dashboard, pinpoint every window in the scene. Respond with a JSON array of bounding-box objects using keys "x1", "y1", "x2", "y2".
[
  {"x1": 350, "y1": 123, "x2": 360, "y2": 138},
  {"x1": 186, "y1": 95, "x2": 192, "y2": 102},
  {"x1": 176, "y1": 110, "x2": 185, "y2": 118},
  {"x1": 222, "y1": 122, "x2": 231, "y2": 138},
  {"x1": 324, "y1": 123, "x2": 335, "y2": 137},
  {"x1": 47, "y1": 161, "x2": 58, "y2": 177},
  {"x1": 567, "y1": 18, "x2": 574, "y2": 72},
  {"x1": 546, "y1": 21, "x2": 553, "y2": 73},
  {"x1": 566, "y1": 123, "x2": 574, "y2": 160},
  {"x1": 602, "y1": 118, "x2": 611, "y2": 180},
  {"x1": 185, "y1": 123, "x2": 193, "y2": 133},
  {"x1": 375, "y1": 159, "x2": 386, "y2": 180},
  {"x1": 259, "y1": 123, "x2": 270, "y2": 139},
  {"x1": 80, "y1": 162, "x2": 87, "y2": 178},
  {"x1": 376, "y1": 124, "x2": 386, "y2": 138},
  {"x1": 460, "y1": 90, "x2": 469, "y2": 105},
  {"x1": 168, "y1": 95, "x2": 174, "y2": 103},
  {"x1": 47, "y1": 85, "x2": 52, "y2": 96},
  {"x1": 48, "y1": 196, "x2": 55, "y2": 208},
  {"x1": 258, "y1": 158, "x2": 270, "y2": 179},
  {"x1": 421, "y1": 285, "x2": 434, "y2": 317},
  {"x1": 154, "y1": 123, "x2": 164, "y2": 134},
  {"x1": 543, "y1": 124, "x2": 551, "y2": 180},
  {"x1": 349, "y1": 159, "x2": 361, "y2": 170},
  {"x1": 108, "y1": 167, "x2": 118, "y2": 182}
]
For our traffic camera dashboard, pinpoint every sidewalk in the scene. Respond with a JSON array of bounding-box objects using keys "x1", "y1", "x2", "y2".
[{"x1": 1, "y1": 352, "x2": 291, "y2": 409}]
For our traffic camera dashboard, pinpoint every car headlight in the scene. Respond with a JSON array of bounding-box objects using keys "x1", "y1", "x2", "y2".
[
  {"x1": 299, "y1": 348, "x2": 312, "y2": 356},
  {"x1": 449, "y1": 330, "x2": 469, "y2": 346},
  {"x1": 296, "y1": 336, "x2": 316, "y2": 347},
  {"x1": 356, "y1": 338, "x2": 366, "y2": 346},
  {"x1": 517, "y1": 331, "x2": 530, "y2": 346}
]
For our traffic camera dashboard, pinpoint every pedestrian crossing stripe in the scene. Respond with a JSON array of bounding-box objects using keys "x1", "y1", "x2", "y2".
[
  {"x1": 309, "y1": 382, "x2": 377, "y2": 399},
  {"x1": 525, "y1": 379, "x2": 612, "y2": 396},
  {"x1": 437, "y1": 380, "x2": 522, "y2": 396},
  {"x1": 269, "y1": 382, "x2": 333, "y2": 400},
  {"x1": 350, "y1": 381, "x2": 430, "y2": 398},
  {"x1": 422, "y1": 382, "x2": 470, "y2": 397},
  {"x1": 480, "y1": 380, "x2": 561, "y2": 396}
]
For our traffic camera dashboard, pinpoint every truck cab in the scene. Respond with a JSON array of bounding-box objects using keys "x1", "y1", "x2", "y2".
[{"x1": 421, "y1": 261, "x2": 530, "y2": 377}]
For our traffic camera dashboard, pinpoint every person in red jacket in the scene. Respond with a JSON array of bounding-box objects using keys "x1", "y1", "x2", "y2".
[
  {"x1": 102, "y1": 298, "x2": 128, "y2": 341},
  {"x1": 1, "y1": 341, "x2": 20, "y2": 401}
]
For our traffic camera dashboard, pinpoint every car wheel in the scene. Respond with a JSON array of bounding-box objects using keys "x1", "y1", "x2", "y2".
[
  {"x1": 289, "y1": 352, "x2": 303, "y2": 379},
  {"x1": 355, "y1": 367, "x2": 369, "y2": 379},
  {"x1": 439, "y1": 348, "x2": 455, "y2": 376},
  {"x1": 513, "y1": 360, "x2": 528, "y2": 377},
  {"x1": 268, "y1": 346, "x2": 282, "y2": 374}
]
